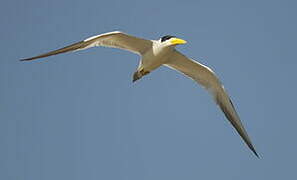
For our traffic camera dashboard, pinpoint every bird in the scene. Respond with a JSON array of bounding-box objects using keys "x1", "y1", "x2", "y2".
[{"x1": 21, "y1": 31, "x2": 259, "y2": 157}]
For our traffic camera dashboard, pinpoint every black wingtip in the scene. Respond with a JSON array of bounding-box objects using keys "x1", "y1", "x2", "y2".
[
  {"x1": 249, "y1": 144, "x2": 260, "y2": 158},
  {"x1": 20, "y1": 57, "x2": 35, "y2": 61},
  {"x1": 252, "y1": 148, "x2": 260, "y2": 159},
  {"x1": 20, "y1": 57, "x2": 45, "y2": 61}
]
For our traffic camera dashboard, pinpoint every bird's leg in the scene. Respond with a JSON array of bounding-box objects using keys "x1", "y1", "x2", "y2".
[{"x1": 132, "y1": 67, "x2": 150, "y2": 83}]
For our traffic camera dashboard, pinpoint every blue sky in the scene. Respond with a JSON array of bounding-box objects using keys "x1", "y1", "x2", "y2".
[{"x1": 1, "y1": 0, "x2": 297, "y2": 179}]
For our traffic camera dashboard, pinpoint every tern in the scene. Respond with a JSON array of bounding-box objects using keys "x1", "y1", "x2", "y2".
[{"x1": 21, "y1": 31, "x2": 258, "y2": 157}]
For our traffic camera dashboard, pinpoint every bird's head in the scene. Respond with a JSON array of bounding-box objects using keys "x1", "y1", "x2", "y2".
[{"x1": 160, "y1": 35, "x2": 187, "y2": 46}]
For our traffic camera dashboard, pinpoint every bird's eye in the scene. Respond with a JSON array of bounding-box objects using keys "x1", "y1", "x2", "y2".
[{"x1": 161, "y1": 35, "x2": 175, "y2": 42}]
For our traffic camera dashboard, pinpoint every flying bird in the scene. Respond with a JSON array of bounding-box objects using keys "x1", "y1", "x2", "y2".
[{"x1": 21, "y1": 31, "x2": 258, "y2": 157}]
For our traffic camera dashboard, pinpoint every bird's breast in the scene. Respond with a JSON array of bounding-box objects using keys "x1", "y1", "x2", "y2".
[{"x1": 141, "y1": 47, "x2": 174, "y2": 71}]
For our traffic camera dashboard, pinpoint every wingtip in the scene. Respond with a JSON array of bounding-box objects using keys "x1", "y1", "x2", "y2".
[
  {"x1": 253, "y1": 151, "x2": 260, "y2": 159},
  {"x1": 249, "y1": 145, "x2": 260, "y2": 158},
  {"x1": 20, "y1": 57, "x2": 35, "y2": 61}
]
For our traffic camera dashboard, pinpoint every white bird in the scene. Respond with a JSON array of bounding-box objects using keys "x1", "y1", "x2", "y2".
[{"x1": 21, "y1": 31, "x2": 258, "y2": 157}]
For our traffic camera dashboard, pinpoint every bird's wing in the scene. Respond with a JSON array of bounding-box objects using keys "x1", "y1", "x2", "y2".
[
  {"x1": 20, "y1": 31, "x2": 152, "y2": 61},
  {"x1": 164, "y1": 50, "x2": 258, "y2": 157}
]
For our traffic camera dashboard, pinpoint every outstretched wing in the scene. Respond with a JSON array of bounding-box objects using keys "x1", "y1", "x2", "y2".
[
  {"x1": 164, "y1": 50, "x2": 258, "y2": 157},
  {"x1": 20, "y1": 31, "x2": 152, "y2": 61}
]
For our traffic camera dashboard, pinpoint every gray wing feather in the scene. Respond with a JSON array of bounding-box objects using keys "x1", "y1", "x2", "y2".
[
  {"x1": 21, "y1": 31, "x2": 152, "y2": 61},
  {"x1": 164, "y1": 50, "x2": 258, "y2": 157}
]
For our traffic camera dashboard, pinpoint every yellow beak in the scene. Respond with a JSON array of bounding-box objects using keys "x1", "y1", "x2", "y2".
[{"x1": 170, "y1": 38, "x2": 187, "y2": 45}]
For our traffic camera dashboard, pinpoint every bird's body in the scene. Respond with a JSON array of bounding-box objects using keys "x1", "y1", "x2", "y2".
[
  {"x1": 136, "y1": 40, "x2": 177, "y2": 80},
  {"x1": 142, "y1": 41, "x2": 171, "y2": 70},
  {"x1": 21, "y1": 31, "x2": 258, "y2": 157}
]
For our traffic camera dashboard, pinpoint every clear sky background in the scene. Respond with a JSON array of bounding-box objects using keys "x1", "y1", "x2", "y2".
[{"x1": 1, "y1": 0, "x2": 297, "y2": 179}]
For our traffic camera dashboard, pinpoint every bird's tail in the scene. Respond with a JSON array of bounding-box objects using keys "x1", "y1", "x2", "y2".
[{"x1": 132, "y1": 68, "x2": 150, "y2": 83}]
